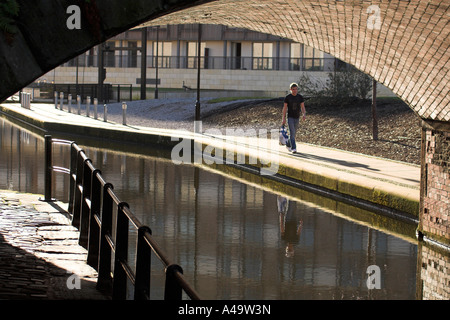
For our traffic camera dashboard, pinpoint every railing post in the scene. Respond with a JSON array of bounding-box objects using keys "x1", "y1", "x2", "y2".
[
  {"x1": 72, "y1": 148, "x2": 86, "y2": 229},
  {"x1": 79, "y1": 159, "x2": 93, "y2": 249},
  {"x1": 87, "y1": 170, "x2": 102, "y2": 270},
  {"x1": 68, "y1": 143, "x2": 79, "y2": 215},
  {"x1": 97, "y1": 184, "x2": 114, "y2": 294},
  {"x1": 164, "y1": 264, "x2": 184, "y2": 300},
  {"x1": 134, "y1": 226, "x2": 152, "y2": 300},
  {"x1": 112, "y1": 202, "x2": 129, "y2": 300},
  {"x1": 43, "y1": 135, "x2": 53, "y2": 202}
]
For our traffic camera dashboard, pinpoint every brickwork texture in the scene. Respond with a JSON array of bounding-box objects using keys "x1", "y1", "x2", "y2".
[
  {"x1": 421, "y1": 128, "x2": 450, "y2": 245},
  {"x1": 419, "y1": 244, "x2": 450, "y2": 299}
]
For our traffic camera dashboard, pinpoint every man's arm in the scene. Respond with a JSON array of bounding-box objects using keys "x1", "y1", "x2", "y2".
[
  {"x1": 282, "y1": 103, "x2": 288, "y2": 125},
  {"x1": 301, "y1": 102, "x2": 306, "y2": 120}
]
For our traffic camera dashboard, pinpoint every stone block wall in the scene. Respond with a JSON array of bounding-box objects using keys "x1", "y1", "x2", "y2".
[{"x1": 37, "y1": 67, "x2": 396, "y2": 98}]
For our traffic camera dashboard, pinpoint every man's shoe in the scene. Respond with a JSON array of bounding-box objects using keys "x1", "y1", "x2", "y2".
[{"x1": 291, "y1": 149, "x2": 297, "y2": 153}]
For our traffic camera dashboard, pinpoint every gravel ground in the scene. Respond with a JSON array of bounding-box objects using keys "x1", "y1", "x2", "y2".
[{"x1": 103, "y1": 98, "x2": 262, "y2": 132}]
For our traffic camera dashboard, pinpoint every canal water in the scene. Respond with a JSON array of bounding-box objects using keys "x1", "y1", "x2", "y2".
[{"x1": 0, "y1": 117, "x2": 418, "y2": 300}]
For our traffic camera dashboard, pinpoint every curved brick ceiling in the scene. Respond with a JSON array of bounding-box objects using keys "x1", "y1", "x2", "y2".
[{"x1": 140, "y1": 0, "x2": 449, "y2": 122}]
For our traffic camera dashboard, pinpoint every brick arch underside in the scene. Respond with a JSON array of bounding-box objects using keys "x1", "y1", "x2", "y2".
[{"x1": 140, "y1": 0, "x2": 449, "y2": 122}]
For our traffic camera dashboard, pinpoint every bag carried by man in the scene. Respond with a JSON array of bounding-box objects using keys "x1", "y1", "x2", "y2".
[{"x1": 279, "y1": 125, "x2": 291, "y2": 148}]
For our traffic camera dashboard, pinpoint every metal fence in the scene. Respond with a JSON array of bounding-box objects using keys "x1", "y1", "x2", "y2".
[{"x1": 43, "y1": 135, "x2": 201, "y2": 300}]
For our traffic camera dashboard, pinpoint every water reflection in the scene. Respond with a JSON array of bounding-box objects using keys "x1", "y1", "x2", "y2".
[
  {"x1": 277, "y1": 196, "x2": 303, "y2": 258},
  {"x1": 0, "y1": 116, "x2": 448, "y2": 300}
]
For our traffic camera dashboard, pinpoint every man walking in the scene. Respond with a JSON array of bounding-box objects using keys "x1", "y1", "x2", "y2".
[{"x1": 282, "y1": 83, "x2": 306, "y2": 153}]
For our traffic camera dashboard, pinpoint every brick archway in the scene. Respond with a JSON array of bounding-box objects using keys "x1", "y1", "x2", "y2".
[{"x1": 139, "y1": 0, "x2": 450, "y2": 247}]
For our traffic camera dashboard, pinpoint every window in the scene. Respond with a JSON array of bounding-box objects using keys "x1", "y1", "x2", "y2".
[
  {"x1": 290, "y1": 43, "x2": 302, "y2": 70},
  {"x1": 303, "y1": 46, "x2": 324, "y2": 71},
  {"x1": 153, "y1": 41, "x2": 172, "y2": 68},
  {"x1": 186, "y1": 41, "x2": 205, "y2": 68},
  {"x1": 289, "y1": 43, "x2": 325, "y2": 71},
  {"x1": 253, "y1": 42, "x2": 273, "y2": 69}
]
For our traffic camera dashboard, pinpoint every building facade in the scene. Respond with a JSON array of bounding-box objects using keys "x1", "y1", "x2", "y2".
[{"x1": 38, "y1": 24, "x2": 393, "y2": 98}]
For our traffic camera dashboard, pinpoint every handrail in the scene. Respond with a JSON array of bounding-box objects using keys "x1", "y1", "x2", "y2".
[{"x1": 43, "y1": 135, "x2": 201, "y2": 300}]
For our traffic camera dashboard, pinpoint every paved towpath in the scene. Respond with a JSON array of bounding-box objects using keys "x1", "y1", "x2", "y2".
[{"x1": 0, "y1": 190, "x2": 108, "y2": 299}]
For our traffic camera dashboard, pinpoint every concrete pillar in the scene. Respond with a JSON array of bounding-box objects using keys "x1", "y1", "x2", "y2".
[{"x1": 419, "y1": 121, "x2": 450, "y2": 249}]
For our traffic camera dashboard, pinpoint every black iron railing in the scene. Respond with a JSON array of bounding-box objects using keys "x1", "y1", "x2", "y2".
[{"x1": 43, "y1": 135, "x2": 201, "y2": 300}]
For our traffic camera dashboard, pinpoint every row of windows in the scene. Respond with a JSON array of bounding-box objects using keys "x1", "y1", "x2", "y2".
[{"x1": 66, "y1": 41, "x2": 340, "y2": 72}]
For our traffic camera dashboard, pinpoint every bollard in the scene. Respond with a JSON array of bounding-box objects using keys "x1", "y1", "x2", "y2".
[
  {"x1": 25, "y1": 93, "x2": 30, "y2": 109},
  {"x1": 59, "y1": 92, "x2": 64, "y2": 111},
  {"x1": 122, "y1": 102, "x2": 127, "y2": 125},
  {"x1": 44, "y1": 135, "x2": 52, "y2": 201},
  {"x1": 21, "y1": 92, "x2": 30, "y2": 109},
  {"x1": 68, "y1": 94, "x2": 72, "y2": 113},
  {"x1": 86, "y1": 96, "x2": 91, "y2": 117},
  {"x1": 54, "y1": 91, "x2": 58, "y2": 109},
  {"x1": 94, "y1": 98, "x2": 98, "y2": 119},
  {"x1": 104, "y1": 104, "x2": 108, "y2": 122},
  {"x1": 77, "y1": 95, "x2": 81, "y2": 115}
]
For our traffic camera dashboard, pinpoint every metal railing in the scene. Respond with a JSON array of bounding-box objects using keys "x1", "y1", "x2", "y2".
[{"x1": 43, "y1": 135, "x2": 201, "y2": 300}]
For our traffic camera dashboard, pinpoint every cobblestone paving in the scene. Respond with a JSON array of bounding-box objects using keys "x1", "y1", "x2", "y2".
[{"x1": 0, "y1": 190, "x2": 108, "y2": 299}]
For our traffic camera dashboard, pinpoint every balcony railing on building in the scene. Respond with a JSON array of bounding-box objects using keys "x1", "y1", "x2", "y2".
[{"x1": 66, "y1": 55, "x2": 344, "y2": 72}]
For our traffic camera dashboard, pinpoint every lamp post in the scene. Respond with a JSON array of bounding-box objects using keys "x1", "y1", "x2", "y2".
[
  {"x1": 141, "y1": 27, "x2": 147, "y2": 100},
  {"x1": 155, "y1": 26, "x2": 159, "y2": 99},
  {"x1": 195, "y1": 24, "x2": 202, "y2": 133}
]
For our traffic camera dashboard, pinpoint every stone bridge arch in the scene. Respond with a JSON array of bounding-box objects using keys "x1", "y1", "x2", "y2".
[{"x1": 0, "y1": 0, "x2": 449, "y2": 247}]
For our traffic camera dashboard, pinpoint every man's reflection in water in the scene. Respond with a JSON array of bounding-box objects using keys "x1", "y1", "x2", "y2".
[{"x1": 277, "y1": 196, "x2": 303, "y2": 258}]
